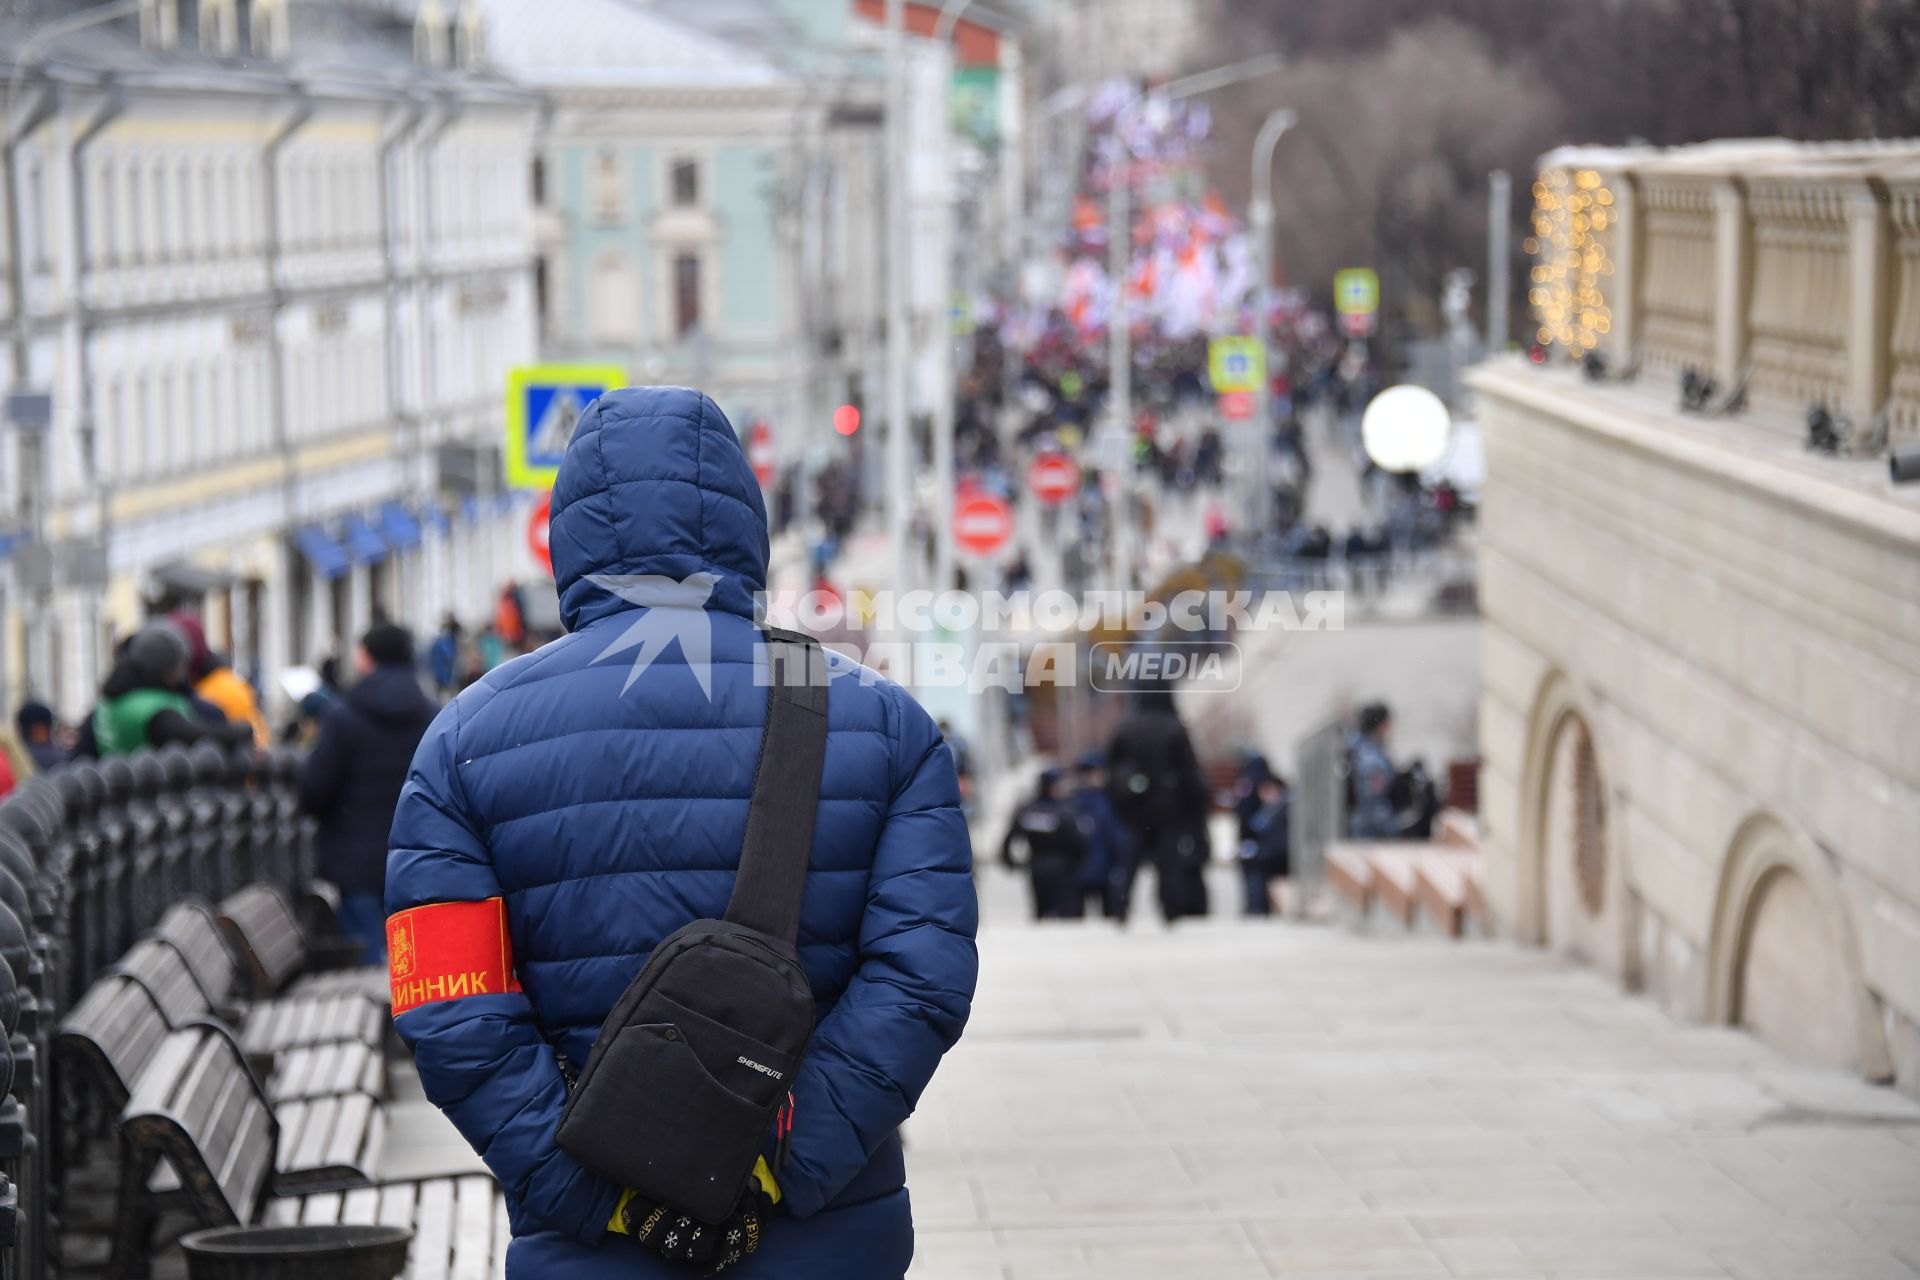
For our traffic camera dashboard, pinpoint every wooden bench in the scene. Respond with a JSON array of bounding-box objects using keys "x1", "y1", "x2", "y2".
[
  {"x1": 262, "y1": 1174, "x2": 508, "y2": 1280},
  {"x1": 116, "y1": 926, "x2": 385, "y2": 1093},
  {"x1": 239, "y1": 994, "x2": 385, "y2": 1059},
  {"x1": 55, "y1": 973, "x2": 169, "y2": 1118},
  {"x1": 287, "y1": 966, "x2": 391, "y2": 1006},
  {"x1": 217, "y1": 884, "x2": 308, "y2": 999},
  {"x1": 59, "y1": 981, "x2": 387, "y2": 1203},
  {"x1": 114, "y1": 1025, "x2": 500, "y2": 1279},
  {"x1": 112, "y1": 937, "x2": 216, "y2": 1029},
  {"x1": 153, "y1": 899, "x2": 243, "y2": 1015},
  {"x1": 268, "y1": 1040, "x2": 384, "y2": 1103}
]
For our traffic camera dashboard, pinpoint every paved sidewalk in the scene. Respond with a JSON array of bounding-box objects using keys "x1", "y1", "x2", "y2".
[{"x1": 905, "y1": 878, "x2": 1920, "y2": 1280}]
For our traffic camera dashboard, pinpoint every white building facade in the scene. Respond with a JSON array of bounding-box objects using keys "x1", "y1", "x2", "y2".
[{"x1": 1, "y1": 0, "x2": 542, "y2": 717}]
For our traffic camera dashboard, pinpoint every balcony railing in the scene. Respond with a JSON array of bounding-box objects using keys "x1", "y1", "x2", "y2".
[{"x1": 1535, "y1": 140, "x2": 1920, "y2": 444}]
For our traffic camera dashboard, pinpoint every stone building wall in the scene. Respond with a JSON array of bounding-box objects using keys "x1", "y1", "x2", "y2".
[{"x1": 1469, "y1": 361, "x2": 1920, "y2": 1093}]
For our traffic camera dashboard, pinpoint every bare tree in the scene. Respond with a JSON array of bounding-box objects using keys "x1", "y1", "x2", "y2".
[
  {"x1": 1211, "y1": 20, "x2": 1564, "y2": 331},
  {"x1": 1191, "y1": 0, "x2": 1920, "y2": 338}
]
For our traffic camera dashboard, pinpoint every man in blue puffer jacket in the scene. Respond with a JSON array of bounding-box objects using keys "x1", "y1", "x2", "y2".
[{"x1": 386, "y1": 387, "x2": 979, "y2": 1277}]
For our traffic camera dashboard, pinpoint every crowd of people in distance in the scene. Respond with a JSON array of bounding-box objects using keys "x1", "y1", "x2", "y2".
[{"x1": 995, "y1": 694, "x2": 1441, "y2": 926}]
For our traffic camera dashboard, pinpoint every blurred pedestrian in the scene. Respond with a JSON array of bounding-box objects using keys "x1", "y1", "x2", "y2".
[
  {"x1": 1238, "y1": 774, "x2": 1290, "y2": 916},
  {"x1": 16, "y1": 702, "x2": 68, "y2": 772},
  {"x1": 171, "y1": 610, "x2": 269, "y2": 747},
  {"x1": 427, "y1": 614, "x2": 463, "y2": 696},
  {"x1": 1067, "y1": 751, "x2": 1132, "y2": 919},
  {"x1": 296, "y1": 623, "x2": 436, "y2": 964},
  {"x1": 1000, "y1": 766, "x2": 1089, "y2": 919},
  {"x1": 92, "y1": 622, "x2": 254, "y2": 755},
  {"x1": 1106, "y1": 686, "x2": 1212, "y2": 924},
  {"x1": 938, "y1": 717, "x2": 975, "y2": 819},
  {"x1": 1348, "y1": 703, "x2": 1398, "y2": 839}
]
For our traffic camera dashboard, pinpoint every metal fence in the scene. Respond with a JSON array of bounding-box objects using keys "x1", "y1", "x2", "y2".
[{"x1": 0, "y1": 744, "x2": 316, "y2": 1278}]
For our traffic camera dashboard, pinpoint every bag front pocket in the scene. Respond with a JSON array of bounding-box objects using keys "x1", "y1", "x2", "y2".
[
  {"x1": 647, "y1": 992, "x2": 798, "y2": 1108},
  {"x1": 556, "y1": 1021, "x2": 770, "y2": 1223}
]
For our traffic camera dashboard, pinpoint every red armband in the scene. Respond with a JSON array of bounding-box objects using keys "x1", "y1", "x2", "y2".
[{"x1": 386, "y1": 897, "x2": 522, "y2": 1016}]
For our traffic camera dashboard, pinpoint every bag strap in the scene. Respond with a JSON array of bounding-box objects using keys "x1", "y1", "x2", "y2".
[{"x1": 724, "y1": 628, "x2": 829, "y2": 944}]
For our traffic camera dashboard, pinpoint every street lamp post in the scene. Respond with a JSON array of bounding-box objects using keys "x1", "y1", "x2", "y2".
[
  {"x1": 1105, "y1": 157, "x2": 1133, "y2": 589},
  {"x1": 884, "y1": 0, "x2": 911, "y2": 604},
  {"x1": 929, "y1": 0, "x2": 973, "y2": 602},
  {"x1": 1247, "y1": 107, "x2": 1297, "y2": 542},
  {"x1": 1488, "y1": 169, "x2": 1512, "y2": 353}
]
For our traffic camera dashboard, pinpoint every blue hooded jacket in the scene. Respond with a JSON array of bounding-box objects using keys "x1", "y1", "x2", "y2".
[{"x1": 386, "y1": 388, "x2": 979, "y2": 1277}]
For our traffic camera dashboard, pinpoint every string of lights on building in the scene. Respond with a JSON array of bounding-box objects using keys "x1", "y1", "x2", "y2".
[{"x1": 1526, "y1": 167, "x2": 1615, "y2": 356}]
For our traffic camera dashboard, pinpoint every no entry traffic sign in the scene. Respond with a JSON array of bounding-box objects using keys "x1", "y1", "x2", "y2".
[
  {"x1": 1026, "y1": 451, "x2": 1082, "y2": 506},
  {"x1": 747, "y1": 419, "x2": 776, "y2": 488},
  {"x1": 529, "y1": 492, "x2": 553, "y2": 577},
  {"x1": 1218, "y1": 391, "x2": 1254, "y2": 421},
  {"x1": 952, "y1": 492, "x2": 1014, "y2": 558}
]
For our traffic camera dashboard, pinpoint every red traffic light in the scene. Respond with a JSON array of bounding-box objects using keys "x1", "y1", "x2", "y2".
[{"x1": 832, "y1": 404, "x2": 862, "y2": 436}]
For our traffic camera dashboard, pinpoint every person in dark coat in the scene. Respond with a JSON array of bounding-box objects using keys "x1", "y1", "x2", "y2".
[
  {"x1": 1238, "y1": 774, "x2": 1290, "y2": 916},
  {"x1": 1000, "y1": 767, "x2": 1090, "y2": 919},
  {"x1": 1231, "y1": 752, "x2": 1274, "y2": 848},
  {"x1": 297, "y1": 623, "x2": 436, "y2": 964},
  {"x1": 15, "y1": 702, "x2": 68, "y2": 773},
  {"x1": 385, "y1": 387, "x2": 977, "y2": 1279},
  {"x1": 1348, "y1": 702, "x2": 1398, "y2": 839},
  {"x1": 1105, "y1": 686, "x2": 1212, "y2": 923},
  {"x1": 1067, "y1": 752, "x2": 1131, "y2": 919}
]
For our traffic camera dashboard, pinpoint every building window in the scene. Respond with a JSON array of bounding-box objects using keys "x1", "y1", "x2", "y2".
[
  {"x1": 23, "y1": 160, "x2": 45, "y2": 270},
  {"x1": 251, "y1": 0, "x2": 289, "y2": 59},
  {"x1": 177, "y1": 159, "x2": 193, "y2": 258},
  {"x1": 106, "y1": 378, "x2": 125, "y2": 481},
  {"x1": 158, "y1": 370, "x2": 176, "y2": 472},
  {"x1": 185, "y1": 366, "x2": 203, "y2": 465},
  {"x1": 674, "y1": 253, "x2": 701, "y2": 337},
  {"x1": 591, "y1": 148, "x2": 625, "y2": 224},
  {"x1": 587, "y1": 249, "x2": 638, "y2": 345},
  {"x1": 96, "y1": 160, "x2": 117, "y2": 265},
  {"x1": 670, "y1": 157, "x2": 698, "y2": 208},
  {"x1": 140, "y1": 0, "x2": 179, "y2": 49},
  {"x1": 454, "y1": 1, "x2": 486, "y2": 68},
  {"x1": 201, "y1": 160, "x2": 218, "y2": 255},
  {"x1": 127, "y1": 163, "x2": 144, "y2": 263},
  {"x1": 200, "y1": 0, "x2": 238, "y2": 54},
  {"x1": 153, "y1": 160, "x2": 171, "y2": 260},
  {"x1": 530, "y1": 155, "x2": 546, "y2": 207}
]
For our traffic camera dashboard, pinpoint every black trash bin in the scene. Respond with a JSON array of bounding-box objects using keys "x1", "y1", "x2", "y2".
[{"x1": 179, "y1": 1224, "x2": 413, "y2": 1280}]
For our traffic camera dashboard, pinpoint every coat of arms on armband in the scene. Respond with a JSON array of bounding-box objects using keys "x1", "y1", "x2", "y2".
[{"x1": 389, "y1": 916, "x2": 417, "y2": 980}]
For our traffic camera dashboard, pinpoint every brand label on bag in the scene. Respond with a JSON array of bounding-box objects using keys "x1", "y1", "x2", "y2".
[{"x1": 387, "y1": 897, "x2": 522, "y2": 1015}]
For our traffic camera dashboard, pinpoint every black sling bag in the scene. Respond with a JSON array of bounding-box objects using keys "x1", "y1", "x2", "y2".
[{"x1": 557, "y1": 629, "x2": 828, "y2": 1224}]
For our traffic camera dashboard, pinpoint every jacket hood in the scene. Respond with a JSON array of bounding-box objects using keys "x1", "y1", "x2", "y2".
[
  {"x1": 343, "y1": 665, "x2": 436, "y2": 725},
  {"x1": 101, "y1": 656, "x2": 163, "y2": 700},
  {"x1": 548, "y1": 387, "x2": 769, "y2": 632}
]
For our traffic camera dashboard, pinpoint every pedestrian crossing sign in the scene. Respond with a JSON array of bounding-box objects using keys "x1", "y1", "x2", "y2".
[
  {"x1": 1335, "y1": 268, "x2": 1380, "y2": 316},
  {"x1": 504, "y1": 364, "x2": 627, "y2": 489},
  {"x1": 1207, "y1": 336, "x2": 1265, "y2": 394}
]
